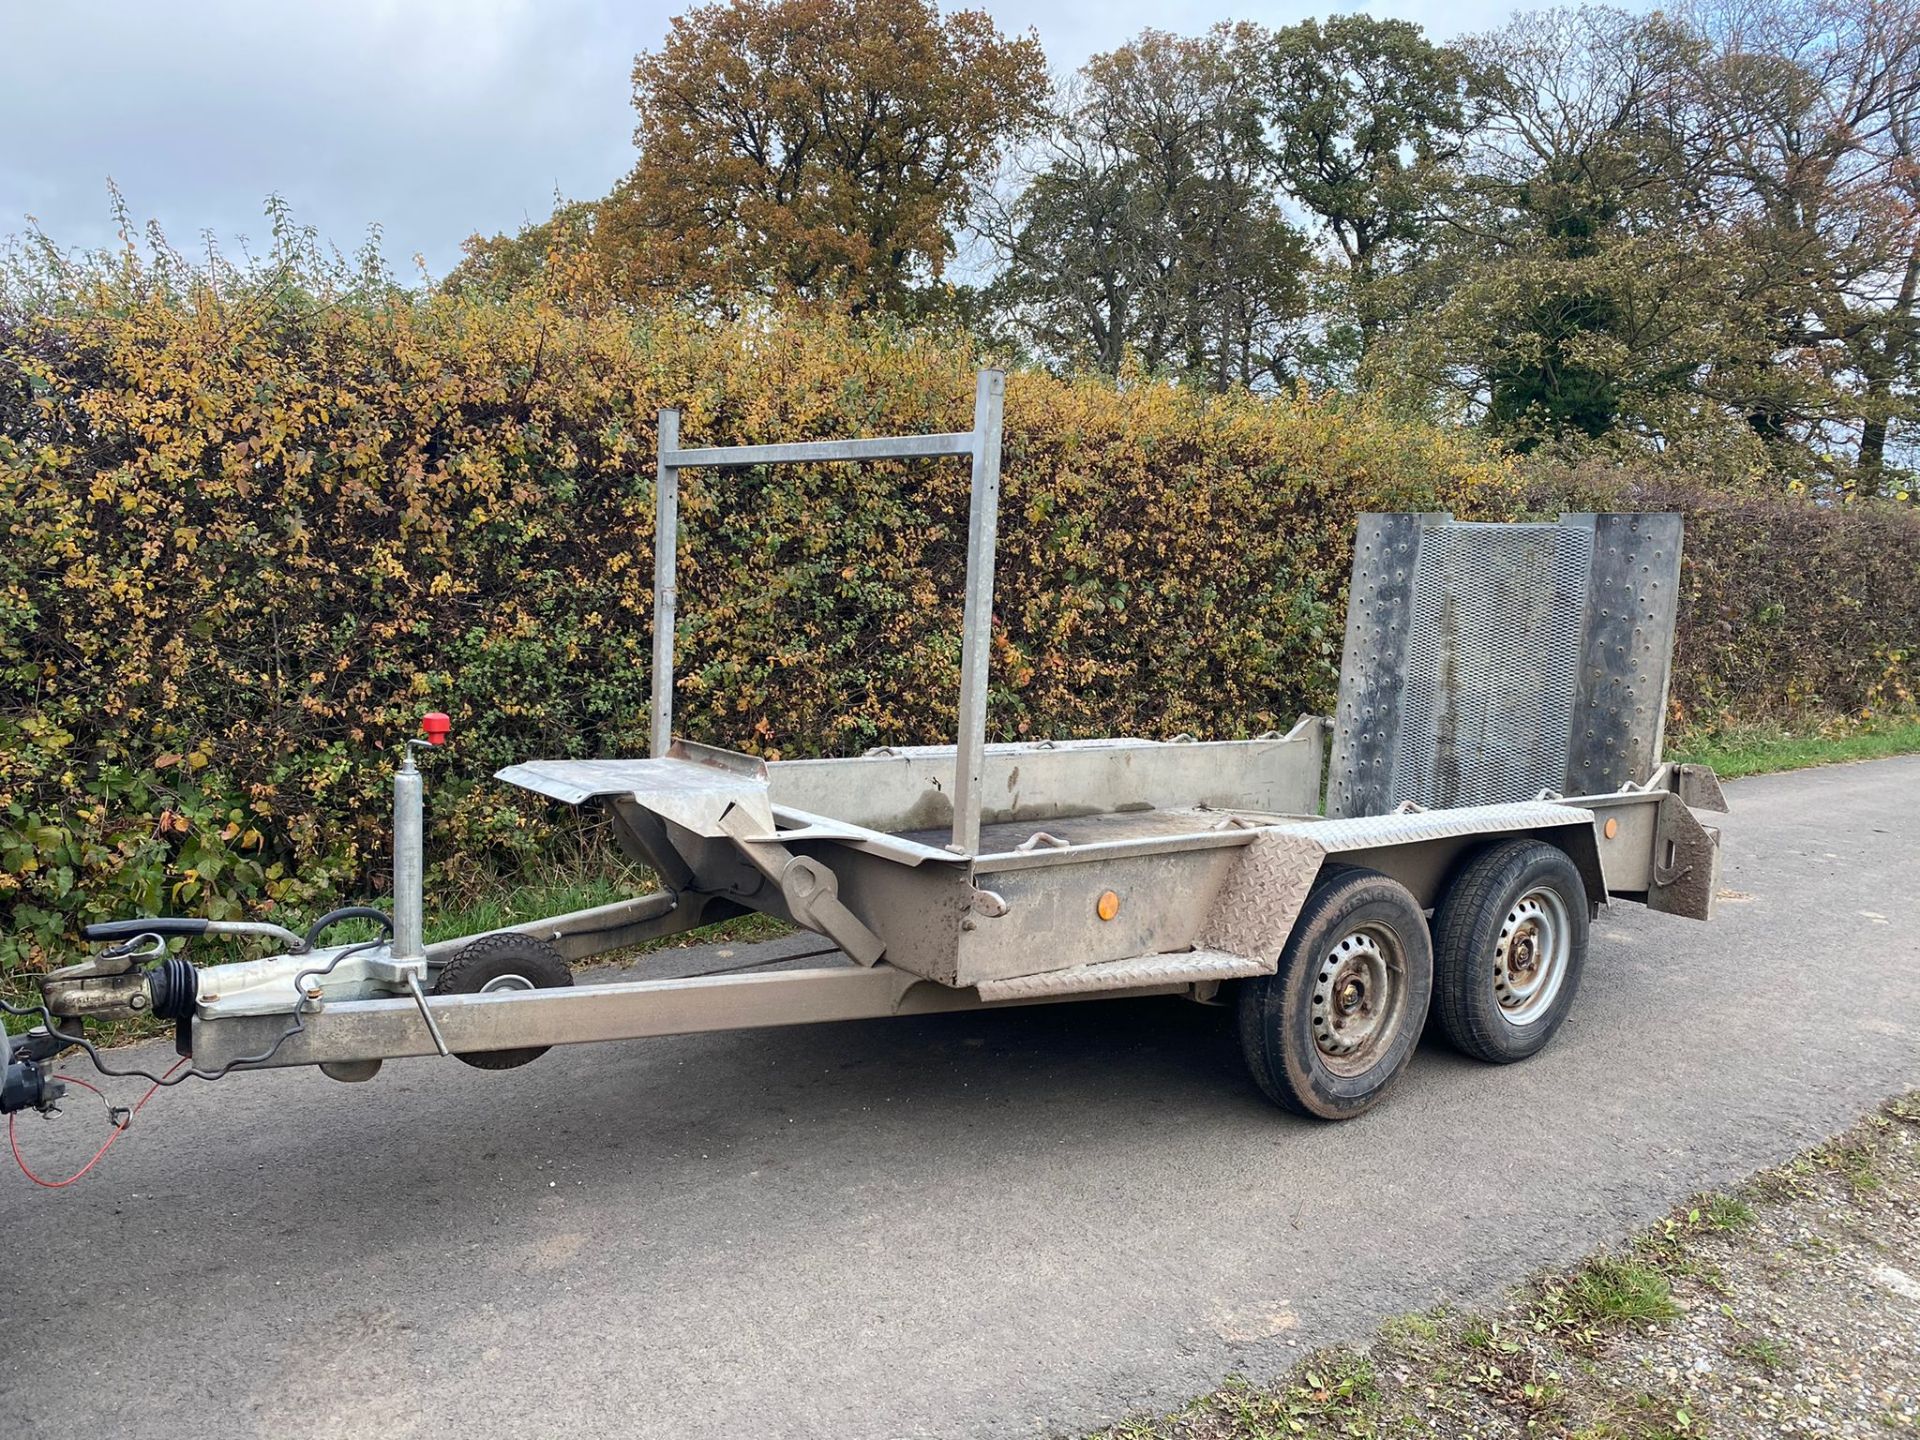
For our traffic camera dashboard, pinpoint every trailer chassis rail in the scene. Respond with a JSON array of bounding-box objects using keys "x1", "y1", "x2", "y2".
[{"x1": 189, "y1": 960, "x2": 1190, "y2": 1076}]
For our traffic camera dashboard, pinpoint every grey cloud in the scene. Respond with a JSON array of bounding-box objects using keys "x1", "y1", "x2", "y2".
[{"x1": 1, "y1": 0, "x2": 1520, "y2": 276}]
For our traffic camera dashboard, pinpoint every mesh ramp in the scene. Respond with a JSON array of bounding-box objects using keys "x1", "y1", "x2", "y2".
[{"x1": 1328, "y1": 513, "x2": 1683, "y2": 817}]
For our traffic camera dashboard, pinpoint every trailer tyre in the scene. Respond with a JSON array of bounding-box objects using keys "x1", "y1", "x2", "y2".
[
  {"x1": 431, "y1": 934, "x2": 574, "y2": 1070},
  {"x1": 1236, "y1": 868, "x2": 1433, "y2": 1121},
  {"x1": 1431, "y1": 840, "x2": 1588, "y2": 1064}
]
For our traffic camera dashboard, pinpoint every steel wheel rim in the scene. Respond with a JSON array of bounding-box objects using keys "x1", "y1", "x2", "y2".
[
  {"x1": 478, "y1": 973, "x2": 536, "y2": 993},
  {"x1": 1494, "y1": 887, "x2": 1570, "y2": 1025},
  {"x1": 1311, "y1": 923, "x2": 1408, "y2": 1075}
]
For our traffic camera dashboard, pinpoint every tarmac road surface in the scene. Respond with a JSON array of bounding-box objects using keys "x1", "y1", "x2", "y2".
[{"x1": 5, "y1": 756, "x2": 1917, "y2": 1438}]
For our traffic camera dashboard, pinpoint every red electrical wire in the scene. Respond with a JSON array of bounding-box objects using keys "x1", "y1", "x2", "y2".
[{"x1": 9, "y1": 1057, "x2": 188, "y2": 1188}]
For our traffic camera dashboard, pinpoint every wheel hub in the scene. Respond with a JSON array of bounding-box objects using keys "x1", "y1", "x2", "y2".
[
  {"x1": 1510, "y1": 927, "x2": 1539, "y2": 975},
  {"x1": 1494, "y1": 890, "x2": 1571, "y2": 1024},
  {"x1": 1312, "y1": 926, "x2": 1406, "y2": 1072}
]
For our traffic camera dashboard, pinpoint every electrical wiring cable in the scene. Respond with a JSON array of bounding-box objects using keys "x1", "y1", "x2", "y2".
[
  {"x1": 9, "y1": 1057, "x2": 188, "y2": 1187},
  {"x1": 0, "y1": 937, "x2": 387, "y2": 1089}
]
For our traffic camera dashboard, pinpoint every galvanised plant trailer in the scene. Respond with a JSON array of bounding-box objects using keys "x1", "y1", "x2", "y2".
[{"x1": 4, "y1": 371, "x2": 1726, "y2": 1126}]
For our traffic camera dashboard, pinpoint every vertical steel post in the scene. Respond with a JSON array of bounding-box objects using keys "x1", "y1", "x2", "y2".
[
  {"x1": 950, "y1": 369, "x2": 1005, "y2": 855},
  {"x1": 391, "y1": 748, "x2": 425, "y2": 963},
  {"x1": 652, "y1": 409, "x2": 681, "y2": 759}
]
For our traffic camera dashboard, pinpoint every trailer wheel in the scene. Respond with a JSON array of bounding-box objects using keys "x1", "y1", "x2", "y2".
[
  {"x1": 431, "y1": 934, "x2": 574, "y2": 1070},
  {"x1": 1236, "y1": 868, "x2": 1433, "y2": 1121},
  {"x1": 1431, "y1": 840, "x2": 1588, "y2": 1064}
]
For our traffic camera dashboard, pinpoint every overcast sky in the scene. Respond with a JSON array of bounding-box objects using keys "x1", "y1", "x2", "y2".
[{"x1": 2, "y1": 0, "x2": 1526, "y2": 279}]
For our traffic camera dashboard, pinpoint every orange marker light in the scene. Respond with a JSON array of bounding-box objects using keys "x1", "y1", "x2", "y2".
[
  {"x1": 1096, "y1": 890, "x2": 1121, "y2": 922},
  {"x1": 1603, "y1": 817, "x2": 1618, "y2": 839}
]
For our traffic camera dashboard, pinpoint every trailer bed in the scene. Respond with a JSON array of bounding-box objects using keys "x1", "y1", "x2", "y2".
[{"x1": 892, "y1": 807, "x2": 1308, "y2": 856}]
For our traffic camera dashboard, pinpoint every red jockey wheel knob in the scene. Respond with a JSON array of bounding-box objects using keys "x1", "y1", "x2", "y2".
[{"x1": 420, "y1": 712, "x2": 452, "y2": 746}]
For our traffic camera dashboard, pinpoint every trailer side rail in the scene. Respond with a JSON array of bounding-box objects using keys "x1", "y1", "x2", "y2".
[{"x1": 651, "y1": 370, "x2": 1007, "y2": 855}]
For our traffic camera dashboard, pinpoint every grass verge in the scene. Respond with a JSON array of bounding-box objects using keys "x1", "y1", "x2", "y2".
[
  {"x1": 1668, "y1": 714, "x2": 1920, "y2": 779},
  {"x1": 419, "y1": 864, "x2": 791, "y2": 953},
  {"x1": 1092, "y1": 1093, "x2": 1920, "y2": 1440}
]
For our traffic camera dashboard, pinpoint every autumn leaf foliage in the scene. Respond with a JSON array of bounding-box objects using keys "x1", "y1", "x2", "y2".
[
  {"x1": 0, "y1": 234, "x2": 1511, "y2": 974},
  {"x1": 600, "y1": 0, "x2": 1047, "y2": 311},
  {"x1": 2, "y1": 229, "x2": 1916, "y2": 983}
]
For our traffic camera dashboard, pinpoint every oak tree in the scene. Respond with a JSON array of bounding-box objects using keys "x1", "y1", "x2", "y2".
[
  {"x1": 1260, "y1": 15, "x2": 1473, "y2": 356},
  {"x1": 599, "y1": 0, "x2": 1046, "y2": 312},
  {"x1": 993, "y1": 26, "x2": 1309, "y2": 390}
]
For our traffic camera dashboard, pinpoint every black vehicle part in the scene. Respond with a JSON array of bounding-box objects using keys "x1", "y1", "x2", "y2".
[
  {"x1": 1237, "y1": 867, "x2": 1434, "y2": 1121},
  {"x1": 303, "y1": 907, "x2": 394, "y2": 947},
  {"x1": 1431, "y1": 839, "x2": 1590, "y2": 1064},
  {"x1": 145, "y1": 955, "x2": 198, "y2": 1022},
  {"x1": 81, "y1": 918, "x2": 209, "y2": 943},
  {"x1": 2, "y1": 1056, "x2": 62, "y2": 1116},
  {"x1": 430, "y1": 934, "x2": 574, "y2": 1071},
  {"x1": 145, "y1": 954, "x2": 200, "y2": 1057},
  {"x1": 2, "y1": 1027, "x2": 66, "y2": 1116}
]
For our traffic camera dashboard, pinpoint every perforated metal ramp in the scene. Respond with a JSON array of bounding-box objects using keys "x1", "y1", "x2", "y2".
[
  {"x1": 1328, "y1": 513, "x2": 1682, "y2": 817},
  {"x1": 1395, "y1": 523, "x2": 1591, "y2": 806}
]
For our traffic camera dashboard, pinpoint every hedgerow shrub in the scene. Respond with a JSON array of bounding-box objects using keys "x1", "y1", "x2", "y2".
[
  {"x1": 1527, "y1": 463, "x2": 1920, "y2": 733},
  {"x1": 0, "y1": 246, "x2": 1511, "y2": 974},
  {"x1": 4, "y1": 242, "x2": 1915, "y2": 983}
]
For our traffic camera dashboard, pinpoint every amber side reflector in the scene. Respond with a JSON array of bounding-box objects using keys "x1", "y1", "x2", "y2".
[
  {"x1": 1096, "y1": 890, "x2": 1121, "y2": 921},
  {"x1": 1603, "y1": 817, "x2": 1619, "y2": 839}
]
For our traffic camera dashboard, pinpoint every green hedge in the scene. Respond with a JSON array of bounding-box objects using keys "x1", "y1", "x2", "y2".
[
  {"x1": 2, "y1": 272, "x2": 1915, "y2": 982},
  {"x1": 0, "y1": 284, "x2": 1509, "y2": 974},
  {"x1": 1532, "y1": 464, "x2": 1920, "y2": 731}
]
